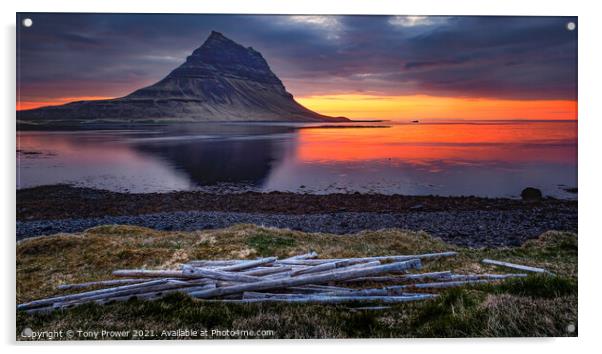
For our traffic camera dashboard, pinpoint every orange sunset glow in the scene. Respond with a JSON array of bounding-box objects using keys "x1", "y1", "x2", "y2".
[
  {"x1": 18, "y1": 94, "x2": 578, "y2": 121},
  {"x1": 296, "y1": 94, "x2": 577, "y2": 120}
]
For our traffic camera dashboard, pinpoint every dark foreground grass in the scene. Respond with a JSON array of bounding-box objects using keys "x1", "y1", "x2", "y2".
[{"x1": 16, "y1": 225, "x2": 577, "y2": 339}]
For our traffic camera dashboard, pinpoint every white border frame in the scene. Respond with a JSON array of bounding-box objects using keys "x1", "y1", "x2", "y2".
[{"x1": 3, "y1": 0, "x2": 600, "y2": 353}]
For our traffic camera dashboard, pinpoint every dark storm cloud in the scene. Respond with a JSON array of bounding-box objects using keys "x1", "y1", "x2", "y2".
[
  {"x1": 16, "y1": 14, "x2": 577, "y2": 101},
  {"x1": 392, "y1": 16, "x2": 578, "y2": 99}
]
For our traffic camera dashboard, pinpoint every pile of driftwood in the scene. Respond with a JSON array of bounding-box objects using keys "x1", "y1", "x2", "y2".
[{"x1": 18, "y1": 251, "x2": 540, "y2": 313}]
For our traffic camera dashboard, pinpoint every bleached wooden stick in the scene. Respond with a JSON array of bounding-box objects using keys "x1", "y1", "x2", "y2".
[
  {"x1": 290, "y1": 259, "x2": 373, "y2": 276},
  {"x1": 282, "y1": 251, "x2": 318, "y2": 261},
  {"x1": 242, "y1": 290, "x2": 426, "y2": 300},
  {"x1": 217, "y1": 257, "x2": 278, "y2": 272},
  {"x1": 284, "y1": 286, "x2": 353, "y2": 294},
  {"x1": 98, "y1": 283, "x2": 217, "y2": 305},
  {"x1": 113, "y1": 265, "x2": 291, "y2": 281},
  {"x1": 391, "y1": 271, "x2": 453, "y2": 280},
  {"x1": 187, "y1": 253, "x2": 313, "y2": 268},
  {"x1": 186, "y1": 260, "x2": 247, "y2": 267},
  {"x1": 481, "y1": 259, "x2": 551, "y2": 274},
  {"x1": 243, "y1": 265, "x2": 293, "y2": 277},
  {"x1": 181, "y1": 265, "x2": 262, "y2": 282},
  {"x1": 256, "y1": 261, "x2": 381, "y2": 281},
  {"x1": 18, "y1": 279, "x2": 170, "y2": 310},
  {"x1": 342, "y1": 271, "x2": 452, "y2": 283},
  {"x1": 56, "y1": 283, "x2": 218, "y2": 309},
  {"x1": 112, "y1": 269, "x2": 186, "y2": 278},
  {"x1": 208, "y1": 294, "x2": 437, "y2": 304},
  {"x1": 54, "y1": 280, "x2": 194, "y2": 309},
  {"x1": 188, "y1": 259, "x2": 421, "y2": 299},
  {"x1": 20, "y1": 277, "x2": 219, "y2": 311},
  {"x1": 449, "y1": 273, "x2": 529, "y2": 281},
  {"x1": 292, "y1": 260, "x2": 380, "y2": 277},
  {"x1": 402, "y1": 279, "x2": 507, "y2": 289},
  {"x1": 57, "y1": 278, "x2": 150, "y2": 290},
  {"x1": 277, "y1": 252, "x2": 456, "y2": 265},
  {"x1": 242, "y1": 292, "x2": 322, "y2": 299},
  {"x1": 301, "y1": 284, "x2": 353, "y2": 291},
  {"x1": 319, "y1": 278, "x2": 513, "y2": 298}
]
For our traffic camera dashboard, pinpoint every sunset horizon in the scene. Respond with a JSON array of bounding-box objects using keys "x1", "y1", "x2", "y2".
[
  {"x1": 17, "y1": 15, "x2": 576, "y2": 122},
  {"x1": 17, "y1": 93, "x2": 578, "y2": 121}
]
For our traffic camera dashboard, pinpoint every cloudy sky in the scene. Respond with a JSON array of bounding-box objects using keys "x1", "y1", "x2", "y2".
[{"x1": 16, "y1": 14, "x2": 577, "y2": 119}]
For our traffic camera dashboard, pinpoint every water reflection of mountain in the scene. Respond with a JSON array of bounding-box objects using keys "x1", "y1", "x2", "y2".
[{"x1": 133, "y1": 128, "x2": 290, "y2": 187}]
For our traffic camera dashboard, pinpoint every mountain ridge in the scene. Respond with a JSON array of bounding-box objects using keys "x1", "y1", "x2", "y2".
[{"x1": 18, "y1": 31, "x2": 348, "y2": 123}]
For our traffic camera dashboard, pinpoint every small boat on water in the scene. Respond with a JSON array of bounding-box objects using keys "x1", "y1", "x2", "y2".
[{"x1": 411, "y1": 120, "x2": 419, "y2": 123}]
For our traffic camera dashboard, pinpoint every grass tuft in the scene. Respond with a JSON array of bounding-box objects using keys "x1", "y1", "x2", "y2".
[
  {"x1": 247, "y1": 232, "x2": 297, "y2": 256},
  {"x1": 479, "y1": 274, "x2": 577, "y2": 299},
  {"x1": 409, "y1": 288, "x2": 484, "y2": 337}
]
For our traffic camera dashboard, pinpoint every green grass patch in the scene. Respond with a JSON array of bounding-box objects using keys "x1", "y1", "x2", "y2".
[
  {"x1": 16, "y1": 225, "x2": 578, "y2": 339},
  {"x1": 246, "y1": 232, "x2": 297, "y2": 256},
  {"x1": 478, "y1": 274, "x2": 577, "y2": 299},
  {"x1": 408, "y1": 288, "x2": 485, "y2": 337}
]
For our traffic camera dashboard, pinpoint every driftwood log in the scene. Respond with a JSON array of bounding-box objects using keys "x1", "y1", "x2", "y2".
[
  {"x1": 481, "y1": 259, "x2": 551, "y2": 274},
  {"x1": 18, "y1": 251, "x2": 543, "y2": 312},
  {"x1": 278, "y1": 252, "x2": 456, "y2": 265},
  {"x1": 18, "y1": 279, "x2": 170, "y2": 310},
  {"x1": 210, "y1": 294, "x2": 437, "y2": 304},
  {"x1": 57, "y1": 278, "x2": 150, "y2": 290},
  {"x1": 188, "y1": 259, "x2": 422, "y2": 299}
]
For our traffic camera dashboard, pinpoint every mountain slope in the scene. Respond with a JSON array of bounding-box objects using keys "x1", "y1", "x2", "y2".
[{"x1": 17, "y1": 31, "x2": 348, "y2": 123}]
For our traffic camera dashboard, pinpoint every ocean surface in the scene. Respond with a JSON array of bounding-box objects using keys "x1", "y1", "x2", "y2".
[{"x1": 16, "y1": 120, "x2": 577, "y2": 199}]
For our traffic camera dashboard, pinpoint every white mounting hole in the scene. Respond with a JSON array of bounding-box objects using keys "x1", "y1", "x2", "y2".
[
  {"x1": 22, "y1": 18, "x2": 33, "y2": 28},
  {"x1": 566, "y1": 22, "x2": 576, "y2": 31}
]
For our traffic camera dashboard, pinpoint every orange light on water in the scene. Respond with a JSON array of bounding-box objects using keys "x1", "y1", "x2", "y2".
[
  {"x1": 296, "y1": 121, "x2": 577, "y2": 163},
  {"x1": 296, "y1": 94, "x2": 577, "y2": 121}
]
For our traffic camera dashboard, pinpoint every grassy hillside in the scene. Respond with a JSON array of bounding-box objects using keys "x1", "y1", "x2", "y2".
[{"x1": 17, "y1": 225, "x2": 577, "y2": 339}]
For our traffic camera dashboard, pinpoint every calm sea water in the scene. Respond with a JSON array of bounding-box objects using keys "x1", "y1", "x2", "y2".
[{"x1": 16, "y1": 120, "x2": 577, "y2": 198}]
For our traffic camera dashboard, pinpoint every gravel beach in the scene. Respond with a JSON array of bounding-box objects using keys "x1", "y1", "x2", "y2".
[
  {"x1": 16, "y1": 185, "x2": 577, "y2": 248},
  {"x1": 17, "y1": 208, "x2": 577, "y2": 248},
  {"x1": 18, "y1": 185, "x2": 576, "y2": 219}
]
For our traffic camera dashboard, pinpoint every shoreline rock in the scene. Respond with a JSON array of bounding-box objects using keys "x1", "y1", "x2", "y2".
[{"x1": 521, "y1": 187, "x2": 543, "y2": 201}]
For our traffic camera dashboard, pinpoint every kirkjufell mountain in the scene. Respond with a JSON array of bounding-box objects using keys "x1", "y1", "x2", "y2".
[{"x1": 18, "y1": 31, "x2": 348, "y2": 123}]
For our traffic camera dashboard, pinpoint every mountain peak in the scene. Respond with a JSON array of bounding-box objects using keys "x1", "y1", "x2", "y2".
[
  {"x1": 207, "y1": 30, "x2": 227, "y2": 40},
  {"x1": 191, "y1": 31, "x2": 252, "y2": 58},
  {"x1": 18, "y1": 31, "x2": 348, "y2": 123},
  {"x1": 176, "y1": 31, "x2": 276, "y2": 84},
  {"x1": 203, "y1": 31, "x2": 235, "y2": 46}
]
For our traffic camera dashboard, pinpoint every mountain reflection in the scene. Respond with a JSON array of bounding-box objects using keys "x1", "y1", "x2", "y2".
[{"x1": 134, "y1": 135, "x2": 287, "y2": 186}]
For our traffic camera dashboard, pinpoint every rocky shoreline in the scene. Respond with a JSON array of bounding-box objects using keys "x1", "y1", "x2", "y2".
[
  {"x1": 18, "y1": 185, "x2": 576, "y2": 219},
  {"x1": 18, "y1": 209, "x2": 576, "y2": 248},
  {"x1": 16, "y1": 185, "x2": 577, "y2": 248}
]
